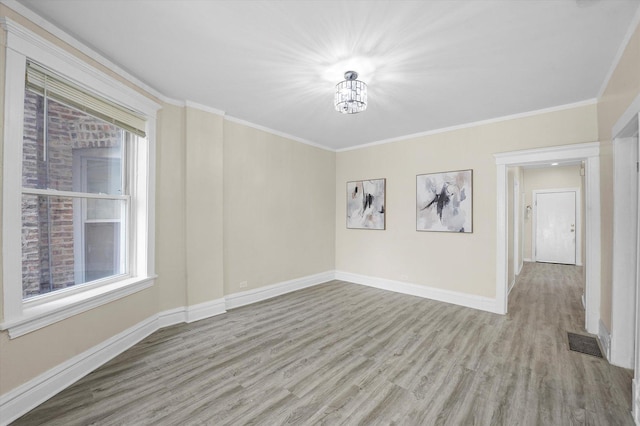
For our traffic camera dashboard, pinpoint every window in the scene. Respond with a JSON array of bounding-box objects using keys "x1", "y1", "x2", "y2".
[
  {"x1": 1, "y1": 19, "x2": 159, "y2": 337},
  {"x1": 20, "y1": 63, "x2": 145, "y2": 300}
]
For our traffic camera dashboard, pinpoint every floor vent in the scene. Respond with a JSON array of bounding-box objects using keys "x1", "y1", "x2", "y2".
[{"x1": 567, "y1": 332, "x2": 603, "y2": 358}]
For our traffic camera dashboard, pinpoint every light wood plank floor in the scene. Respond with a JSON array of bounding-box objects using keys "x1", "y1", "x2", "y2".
[{"x1": 12, "y1": 262, "x2": 634, "y2": 425}]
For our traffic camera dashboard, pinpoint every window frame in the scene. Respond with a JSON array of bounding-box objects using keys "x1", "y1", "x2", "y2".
[{"x1": 1, "y1": 18, "x2": 159, "y2": 338}]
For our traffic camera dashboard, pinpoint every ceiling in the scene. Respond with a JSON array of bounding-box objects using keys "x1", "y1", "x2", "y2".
[{"x1": 11, "y1": 0, "x2": 640, "y2": 151}]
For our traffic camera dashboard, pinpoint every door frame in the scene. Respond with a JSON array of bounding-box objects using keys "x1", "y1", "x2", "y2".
[
  {"x1": 611, "y1": 93, "x2": 640, "y2": 422},
  {"x1": 513, "y1": 173, "x2": 523, "y2": 278},
  {"x1": 494, "y1": 142, "x2": 600, "y2": 334},
  {"x1": 532, "y1": 188, "x2": 581, "y2": 265},
  {"x1": 611, "y1": 135, "x2": 638, "y2": 368}
]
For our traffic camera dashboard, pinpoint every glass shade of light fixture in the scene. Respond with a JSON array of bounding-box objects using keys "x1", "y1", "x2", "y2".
[{"x1": 334, "y1": 70, "x2": 367, "y2": 114}]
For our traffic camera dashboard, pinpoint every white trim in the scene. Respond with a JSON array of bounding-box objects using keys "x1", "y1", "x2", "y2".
[
  {"x1": 225, "y1": 271, "x2": 334, "y2": 310},
  {"x1": 599, "y1": 318, "x2": 612, "y2": 361},
  {"x1": 508, "y1": 278, "x2": 516, "y2": 295},
  {"x1": 1, "y1": 44, "x2": 27, "y2": 322},
  {"x1": 184, "y1": 100, "x2": 225, "y2": 117},
  {"x1": 0, "y1": 0, "x2": 170, "y2": 105},
  {"x1": 0, "y1": 314, "x2": 159, "y2": 425},
  {"x1": 494, "y1": 142, "x2": 600, "y2": 165},
  {"x1": 338, "y1": 99, "x2": 597, "y2": 153},
  {"x1": 613, "y1": 93, "x2": 640, "y2": 139},
  {"x1": 597, "y1": 5, "x2": 640, "y2": 99},
  {"x1": 186, "y1": 298, "x2": 226, "y2": 323},
  {"x1": 335, "y1": 271, "x2": 500, "y2": 314},
  {"x1": 223, "y1": 115, "x2": 331, "y2": 153},
  {"x1": 635, "y1": 115, "x2": 640, "y2": 426},
  {"x1": 157, "y1": 307, "x2": 187, "y2": 328},
  {"x1": 494, "y1": 142, "x2": 600, "y2": 332},
  {"x1": 0, "y1": 277, "x2": 155, "y2": 338},
  {"x1": 523, "y1": 257, "x2": 533, "y2": 262},
  {"x1": 0, "y1": 0, "x2": 619, "y2": 158},
  {"x1": 513, "y1": 176, "x2": 521, "y2": 278},
  {"x1": 584, "y1": 155, "x2": 601, "y2": 334},
  {"x1": 0, "y1": 18, "x2": 160, "y2": 114},
  {"x1": 633, "y1": 378, "x2": 640, "y2": 425},
  {"x1": 496, "y1": 163, "x2": 509, "y2": 314},
  {"x1": 0, "y1": 266, "x2": 546, "y2": 423},
  {"x1": 611, "y1": 135, "x2": 639, "y2": 369},
  {"x1": 0, "y1": 17, "x2": 158, "y2": 335},
  {"x1": 0, "y1": 270, "x2": 335, "y2": 424},
  {"x1": 0, "y1": 1, "x2": 606, "y2": 157},
  {"x1": 0, "y1": 6, "x2": 331, "y2": 154}
]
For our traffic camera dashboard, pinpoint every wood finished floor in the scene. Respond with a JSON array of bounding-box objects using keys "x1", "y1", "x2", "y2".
[{"x1": 11, "y1": 262, "x2": 634, "y2": 425}]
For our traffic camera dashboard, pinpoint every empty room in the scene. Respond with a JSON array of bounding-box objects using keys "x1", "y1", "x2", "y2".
[{"x1": 1, "y1": 0, "x2": 640, "y2": 424}]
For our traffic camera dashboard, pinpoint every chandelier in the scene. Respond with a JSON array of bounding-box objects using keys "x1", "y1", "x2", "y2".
[{"x1": 334, "y1": 70, "x2": 367, "y2": 114}]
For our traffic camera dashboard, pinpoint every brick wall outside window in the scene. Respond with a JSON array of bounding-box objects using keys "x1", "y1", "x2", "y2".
[{"x1": 21, "y1": 90, "x2": 122, "y2": 298}]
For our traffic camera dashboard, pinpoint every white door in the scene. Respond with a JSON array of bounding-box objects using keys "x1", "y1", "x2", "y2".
[{"x1": 535, "y1": 191, "x2": 576, "y2": 264}]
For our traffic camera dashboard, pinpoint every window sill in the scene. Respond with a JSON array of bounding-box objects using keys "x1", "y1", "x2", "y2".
[{"x1": 0, "y1": 276, "x2": 156, "y2": 339}]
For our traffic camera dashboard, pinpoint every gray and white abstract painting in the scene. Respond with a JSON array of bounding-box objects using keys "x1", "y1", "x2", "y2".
[
  {"x1": 417, "y1": 170, "x2": 472, "y2": 233},
  {"x1": 347, "y1": 179, "x2": 386, "y2": 230}
]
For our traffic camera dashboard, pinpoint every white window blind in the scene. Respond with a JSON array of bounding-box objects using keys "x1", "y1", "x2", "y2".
[{"x1": 25, "y1": 61, "x2": 147, "y2": 137}]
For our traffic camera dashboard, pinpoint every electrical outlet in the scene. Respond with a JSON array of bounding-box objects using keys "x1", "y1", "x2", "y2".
[{"x1": 239, "y1": 281, "x2": 248, "y2": 289}]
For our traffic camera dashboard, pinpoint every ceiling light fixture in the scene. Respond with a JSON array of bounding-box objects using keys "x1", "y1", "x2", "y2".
[{"x1": 334, "y1": 70, "x2": 367, "y2": 114}]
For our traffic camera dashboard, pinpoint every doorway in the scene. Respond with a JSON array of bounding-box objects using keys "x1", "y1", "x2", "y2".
[
  {"x1": 610, "y1": 125, "x2": 639, "y2": 369},
  {"x1": 494, "y1": 142, "x2": 601, "y2": 333},
  {"x1": 534, "y1": 189, "x2": 579, "y2": 265}
]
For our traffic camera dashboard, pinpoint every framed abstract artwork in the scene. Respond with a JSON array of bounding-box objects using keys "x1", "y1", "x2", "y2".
[
  {"x1": 416, "y1": 169, "x2": 472, "y2": 233},
  {"x1": 346, "y1": 178, "x2": 386, "y2": 230}
]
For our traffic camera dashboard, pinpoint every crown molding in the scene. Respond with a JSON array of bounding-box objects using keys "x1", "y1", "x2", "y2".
[
  {"x1": 597, "y1": 4, "x2": 640, "y2": 99},
  {"x1": 0, "y1": 16, "x2": 161, "y2": 115},
  {"x1": 224, "y1": 115, "x2": 334, "y2": 152},
  {"x1": 338, "y1": 99, "x2": 597, "y2": 153},
  {"x1": 184, "y1": 101, "x2": 226, "y2": 117},
  {"x1": 0, "y1": 0, "x2": 179, "y2": 106}
]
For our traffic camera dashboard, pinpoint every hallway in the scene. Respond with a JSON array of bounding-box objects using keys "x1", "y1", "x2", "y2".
[{"x1": 505, "y1": 261, "x2": 633, "y2": 423}]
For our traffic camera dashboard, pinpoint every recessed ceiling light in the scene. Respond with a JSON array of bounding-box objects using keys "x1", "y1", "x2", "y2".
[{"x1": 551, "y1": 163, "x2": 559, "y2": 166}]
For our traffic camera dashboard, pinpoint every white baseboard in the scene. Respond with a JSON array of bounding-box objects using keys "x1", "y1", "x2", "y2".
[
  {"x1": 0, "y1": 315, "x2": 158, "y2": 425},
  {"x1": 522, "y1": 258, "x2": 582, "y2": 267},
  {"x1": 508, "y1": 278, "x2": 516, "y2": 295},
  {"x1": 225, "y1": 271, "x2": 334, "y2": 310},
  {"x1": 186, "y1": 298, "x2": 226, "y2": 323},
  {"x1": 334, "y1": 271, "x2": 500, "y2": 314},
  {"x1": 0, "y1": 270, "x2": 335, "y2": 424},
  {"x1": 633, "y1": 378, "x2": 640, "y2": 425},
  {"x1": 157, "y1": 307, "x2": 187, "y2": 328},
  {"x1": 598, "y1": 319, "x2": 611, "y2": 361},
  {"x1": 1, "y1": 268, "x2": 511, "y2": 424}
]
